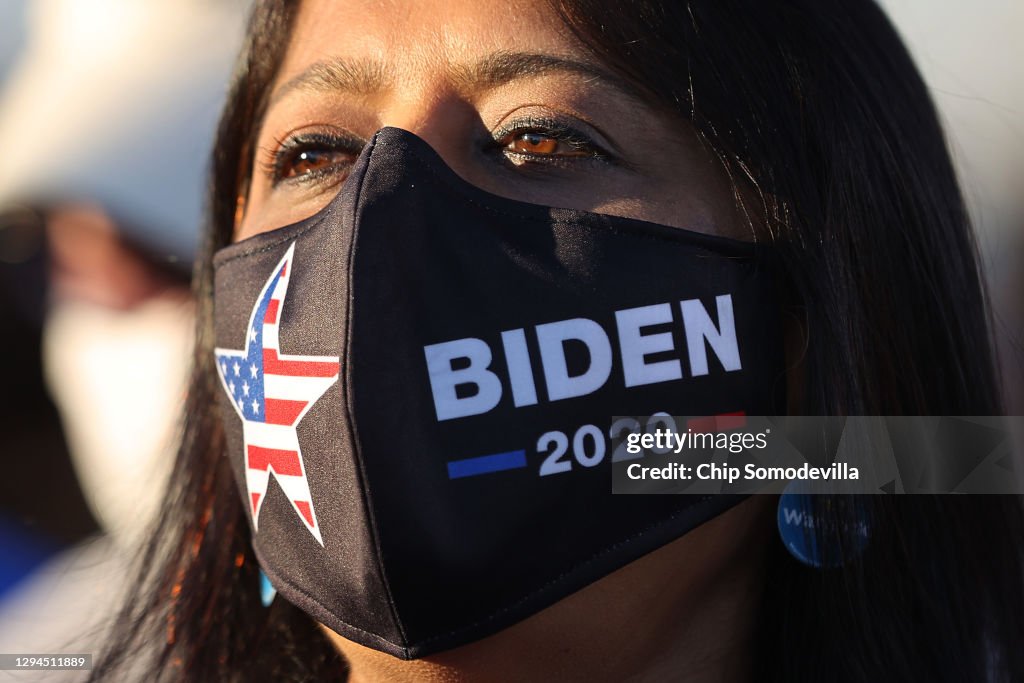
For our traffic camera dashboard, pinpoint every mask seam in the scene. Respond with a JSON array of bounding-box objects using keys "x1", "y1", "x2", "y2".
[
  {"x1": 387, "y1": 137, "x2": 760, "y2": 258},
  {"x1": 337, "y1": 133, "x2": 413, "y2": 654}
]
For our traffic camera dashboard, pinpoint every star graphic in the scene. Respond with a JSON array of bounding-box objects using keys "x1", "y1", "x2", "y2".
[{"x1": 213, "y1": 243, "x2": 339, "y2": 546}]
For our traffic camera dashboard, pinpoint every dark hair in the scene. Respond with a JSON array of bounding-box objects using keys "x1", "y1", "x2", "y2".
[{"x1": 92, "y1": 1, "x2": 1024, "y2": 680}]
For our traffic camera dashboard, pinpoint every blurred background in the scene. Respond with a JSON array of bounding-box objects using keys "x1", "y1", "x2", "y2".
[
  {"x1": 0, "y1": 0, "x2": 1020, "y2": 673},
  {"x1": 0, "y1": 0, "x2": 250, "y2": 667}
]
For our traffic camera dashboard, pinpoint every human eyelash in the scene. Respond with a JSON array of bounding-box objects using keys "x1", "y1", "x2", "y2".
[
  {"x1": 258, "y1": 131, "x2": 365, "y2": 187},
  {"x1": 487, "y1": 116, "x2": 617, "y2": 164}
]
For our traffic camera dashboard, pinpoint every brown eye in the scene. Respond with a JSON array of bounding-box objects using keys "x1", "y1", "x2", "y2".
[
  {"x1": 279, "y1": 148, "x2": 348, "y2": 179},
  {"x1": 263, "y1": 131, "x2": 364, "y2": 188},
  {"x1": 507, "y1": 132, "x2": 560, "y2": 155},
  {"x1": 489, "y1": 118, "x2": 609, "y2": 165}
]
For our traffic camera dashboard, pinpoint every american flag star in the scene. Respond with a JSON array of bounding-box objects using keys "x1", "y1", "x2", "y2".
[{"x1": 214, "y1": 243, "x2": 339, "y2": 546}]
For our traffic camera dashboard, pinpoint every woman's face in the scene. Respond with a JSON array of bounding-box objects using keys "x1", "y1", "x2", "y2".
[
  {"x1": 236, "y1": 0, "x2": 749, "y2": 243},
  {"x1": 238, "y1": 0, "x2": 772, "y2": 679}
]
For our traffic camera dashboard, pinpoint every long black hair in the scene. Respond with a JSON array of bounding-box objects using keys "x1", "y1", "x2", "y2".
[{"x1": 92, "y1": 1, "x2": 1024, "y2": 680}]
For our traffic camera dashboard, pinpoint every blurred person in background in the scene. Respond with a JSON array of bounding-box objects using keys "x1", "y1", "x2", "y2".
[
  {"x1": 0, "y1": 0, "x2": 247, "y2": 667},
  {"x1": 88, "y1": 0, "x2": 1024, "y2": 681}
]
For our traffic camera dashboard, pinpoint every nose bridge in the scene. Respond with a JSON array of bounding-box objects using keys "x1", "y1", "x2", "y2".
[
  {"x1": 383, "y1": 98, "x2": 479, "y2": 165},
  {"x1": 374, "y1": 53, "x2": 485, "y2": 171}
]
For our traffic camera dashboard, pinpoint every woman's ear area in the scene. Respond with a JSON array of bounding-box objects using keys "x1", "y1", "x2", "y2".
[{"x1": 233, "y1": 194, "x2": 247, "y2": 238}]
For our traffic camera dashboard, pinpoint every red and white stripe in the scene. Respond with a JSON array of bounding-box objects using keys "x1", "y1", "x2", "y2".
[{"x1": 217, "y1": 243, "x2": 339, "y2": 547}]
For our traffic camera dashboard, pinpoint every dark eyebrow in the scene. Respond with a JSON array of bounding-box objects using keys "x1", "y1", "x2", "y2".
[
  {"x1": 267, "y1": 50, "x2": 645, "y2": 107},
  {"x1": 453, "y1": 51, "x2": 643, "y2": 99},
  {"x1": 269, "y1": 57, "x2": 390, "y2": 105}
]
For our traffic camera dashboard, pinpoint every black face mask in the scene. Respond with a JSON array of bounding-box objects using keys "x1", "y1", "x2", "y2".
[{"x1": 212, "y1": 127, "x2": 786, "y2": 658}]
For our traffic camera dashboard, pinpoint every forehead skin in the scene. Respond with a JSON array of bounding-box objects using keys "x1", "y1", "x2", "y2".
[{"x1": 237, "y1": 0, "x2": 746, "y2": 241}]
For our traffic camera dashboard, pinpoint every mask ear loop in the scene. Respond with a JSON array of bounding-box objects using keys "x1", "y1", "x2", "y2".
[{"x1": 260, "y1": 569, "x2": 277, "y2": 607}]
